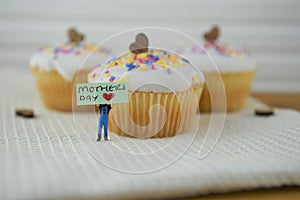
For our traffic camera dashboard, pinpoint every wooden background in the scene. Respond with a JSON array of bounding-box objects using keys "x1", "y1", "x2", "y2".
[{"x1": 1, "y1": 0, "x2": 300, "y2": 93}]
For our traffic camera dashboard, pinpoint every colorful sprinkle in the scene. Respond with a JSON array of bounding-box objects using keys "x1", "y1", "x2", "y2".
[
  {"x1": 109, "y1": 76, "x2": 116, "y2": 82},
  {"x1": 90, "y1": 49, "x2": 199, "y2": 83},
  {"x1": 126, "y1": 62, "x2": 137, "y2": 71},
  {"x1": 37, "y1": 42, "x2": 111, "y2": 58},
  {"x1": 194, "y1": 41, "x2": 249, "y2": 57},
  {"x1": 106, "y1": 50, "x2": 190, "y2": 73},
  {"x1": 182, "y1": 58, "x2": 190, "y2": 63}
]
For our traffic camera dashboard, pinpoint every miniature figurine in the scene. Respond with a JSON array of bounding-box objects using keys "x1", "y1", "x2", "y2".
[{"x1": 97, "y1": 104, "x2": 112, "y2": 141}]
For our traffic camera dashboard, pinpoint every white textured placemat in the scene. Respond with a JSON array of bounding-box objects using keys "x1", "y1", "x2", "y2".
[{"x1": 0, "y1": 68, "x2": 300, "y2": 199}]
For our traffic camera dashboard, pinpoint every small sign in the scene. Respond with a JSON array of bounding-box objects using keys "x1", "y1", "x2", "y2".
[{"x1": 76, "y1": 82, "x2": 128, "y2": 105}]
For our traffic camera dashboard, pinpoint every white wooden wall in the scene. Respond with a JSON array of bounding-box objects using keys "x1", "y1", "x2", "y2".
[{"x1": 1, "y1": 0, "x2": 300, "y2": 92}]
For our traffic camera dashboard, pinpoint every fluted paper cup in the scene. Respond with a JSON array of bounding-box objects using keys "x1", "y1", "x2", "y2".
[
  {"x1": 200, "y1": 69, "x2": 256, "y2": 112},
  {"x1": 108, "y1": 83, "x2": 203, "y2": 138},
  {"x1": 31, "y1": 67, "x2": 89, "y2": 111}
]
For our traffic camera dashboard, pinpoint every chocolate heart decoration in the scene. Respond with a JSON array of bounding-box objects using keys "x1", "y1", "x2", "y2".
[
  {"x1": 103, "y1": 93, "x2": 115, "y2": 101},
  {"x1": 129, "y1": 33, "x2": 149, "y2": 54},
  {"x1": 15, "y1": 109, "x2": 35, "y2": 118},
  {"x1": 68, "y1": 28, "x2": 84, "y2": 43},
  {"x1": 204, "y1": 26, "x2": 220, "y2": 42},
  {"x1": 255, "y1": 107, "x2": 274, "y2": 116}
]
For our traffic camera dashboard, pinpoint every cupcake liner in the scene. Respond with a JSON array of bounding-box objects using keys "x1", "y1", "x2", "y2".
[
  {"x1": 108, "y1": 84, "x2": 203, "y2": 138},
  {"x1": 200, "y1": 69, "x2": 256, "y2": 112},
  {"x1": 31, "y1": 67, "x2": 90, "y2": 112}
]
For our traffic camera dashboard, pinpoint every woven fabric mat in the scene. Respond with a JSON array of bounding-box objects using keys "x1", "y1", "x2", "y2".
[{"x1": 1, "y1": 68, "x2": 300, "y2": 199}]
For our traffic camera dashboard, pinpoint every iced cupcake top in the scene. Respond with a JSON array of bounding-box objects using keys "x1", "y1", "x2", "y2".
[
  {"x1": 88, "y1": 33, "x2": 203, "y2": 92},
  {"x1": 29, "y1": 28, "x2": 112, "y2": 81},
  {"x1": 179, "y1": 41, "x2": 250, "y2": 58},
  {"x1": 176, "y1": 26, "x2": 256, "y2": 73}
]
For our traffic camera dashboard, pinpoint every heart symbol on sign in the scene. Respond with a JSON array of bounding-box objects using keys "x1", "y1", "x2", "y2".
[
  {"x1": 129, "y1": 33, "x2": 149, "y2": 54},
  {"x1": 103, "y1": 93, "x2": 115, "y2": 101},
  {"x1": 203, "y1": 25, "x2": 220, "y2": 42},
  {"x1": 68, "y1": 28, "x2": 85, "y2": 43}
]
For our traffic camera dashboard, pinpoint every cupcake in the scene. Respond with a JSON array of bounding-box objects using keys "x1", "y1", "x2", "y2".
[
  {"x1": 88, "y1": 33, "x2": 204, "y2": 138},
  {"x1": 177, "y1": 26, "x2": 256, "y2": 112},
  {"x1": 30, "y1": 28, "x2": 112, "y2": 111}
]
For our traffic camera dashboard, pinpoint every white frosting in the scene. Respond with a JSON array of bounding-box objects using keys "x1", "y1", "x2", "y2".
[
  {"x1": 88, "y1": 50, "x2": 204, "y2": 92},
  {"x1": 30, "y1": 42, "x2": 112, "y2": 81},
  {"x1": 177, "y1": 43, "x2": 256, "y2": 73}
]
